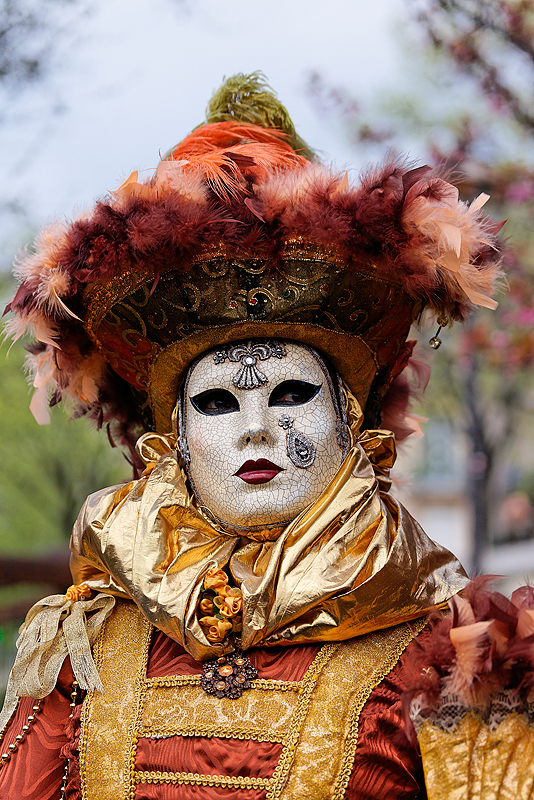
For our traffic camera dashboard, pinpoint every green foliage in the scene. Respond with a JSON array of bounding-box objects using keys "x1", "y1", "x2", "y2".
[{"x1": 0, "y1": 336, "x2": 128, "y2": 555}]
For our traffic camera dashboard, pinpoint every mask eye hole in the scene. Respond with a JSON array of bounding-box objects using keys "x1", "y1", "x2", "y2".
[
  {"x1": 268, "y1": 380, "x2": 321, "y2": 407},
  {"x1": 190, "y1": 389, "x2": 240, "y2": 416}
]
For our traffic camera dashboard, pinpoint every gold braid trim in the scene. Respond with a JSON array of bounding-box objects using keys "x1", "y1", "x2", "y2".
[
  {"x1": 145, "y1": 674, "x2": 302, "y2": 692},
  {"x1": 144, "y1": 675, "x2": 201, "y2": 688},
  {"x1": 79, "y1": 602, "x2": 152, "y2": 800},
  {"x1": 78, "y1": 623, "x2": 104, "y2": 800},
  {"x1": 249, "y1": 678, "x2": 302, "y2": 692},
  {"x1": 267, "y1": 644, "x2": 340, "y2": 798},
  {"x1": 332, "y1": 616, "x2": 427, "y2": 800},
  {"x1": 135, "y1": 770, "x2": 272, "y2": 788},
  {"x1": 140, "y1": 724, "x2": 285, "y2": 743}
]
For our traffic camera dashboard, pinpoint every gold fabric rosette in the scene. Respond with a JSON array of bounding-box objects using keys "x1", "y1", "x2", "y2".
[{"x1": 197, "y1": 567, "x2": 243, "y2": 644}]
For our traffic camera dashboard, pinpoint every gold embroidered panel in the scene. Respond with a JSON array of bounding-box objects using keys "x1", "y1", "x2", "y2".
[
  {"x1": 79, "y1": 601, "x2": 152, "y2": 800},
  {"x1": 142, "y1": 681, "x2": 301, "y2": 742},
  {"x1": 80, "y1": 601, "x2": 423, "y2": 800}
]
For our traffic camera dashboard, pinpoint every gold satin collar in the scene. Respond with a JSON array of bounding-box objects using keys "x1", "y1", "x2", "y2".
[{"x1": 70, "y1": 430, "x2": 467, "y2": 661}]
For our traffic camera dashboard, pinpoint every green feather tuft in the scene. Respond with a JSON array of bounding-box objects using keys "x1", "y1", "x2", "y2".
[{"x1": 203, "y1": 72, "x2": 315, "y2": 161}]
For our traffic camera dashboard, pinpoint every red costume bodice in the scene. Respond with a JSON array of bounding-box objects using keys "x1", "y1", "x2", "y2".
[{"x1": 0, "y1": 604, "x2": 426, "y2": 800}]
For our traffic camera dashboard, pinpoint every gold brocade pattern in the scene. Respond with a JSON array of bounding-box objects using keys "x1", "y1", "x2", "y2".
[
  {"x1": 79, "y1": 601, "x2": 424, "y2": 800},
  {"x1": 418, "y1": 713, "x2": 534, "y2": 800},
  {"x1": 79, "y1": 602, "x2": 152, "y2": 800},
  {"x1": 70, "y1": 431, "x2": 466, "y2": 663}
]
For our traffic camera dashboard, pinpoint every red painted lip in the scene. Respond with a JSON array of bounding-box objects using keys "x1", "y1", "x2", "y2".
[{"x1": 234, "y1": 459, "x2": 284, "y2": 485}]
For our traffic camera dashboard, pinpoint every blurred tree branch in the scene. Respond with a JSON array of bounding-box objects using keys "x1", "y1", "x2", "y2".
[
  {"x1": 415, "y1": 0, "x2": 534, "y2": 131},
  {"x1": 306, "y1": 0, "x2": 534, "y2": 569},
  {"x1": 0, "y1": 0, "x2": 85, "y2": 88}
]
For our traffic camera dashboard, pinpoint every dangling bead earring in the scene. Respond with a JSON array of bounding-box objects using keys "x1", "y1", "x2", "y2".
[
  {"x1": 176, "y1": 397, "x2": 191, "y2": 466},
  {"x1": 429, "y1": 314, "x2": 449, "y2": 350},
  {"x1": 278, "y1": 415, "x2": 316, "y2": 468}
]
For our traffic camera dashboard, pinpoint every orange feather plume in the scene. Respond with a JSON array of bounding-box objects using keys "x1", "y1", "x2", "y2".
[{"x1": 166, "y1": 122, "x2": 307, "y2": 201}]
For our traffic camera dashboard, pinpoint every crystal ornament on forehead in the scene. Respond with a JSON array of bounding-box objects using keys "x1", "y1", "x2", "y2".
[
  {"x1": 213, "y1": 341, "x2": 287, "y2": 390},
  {"x1": 180, "y1": 340, "x2": 350, "y2": 531}
]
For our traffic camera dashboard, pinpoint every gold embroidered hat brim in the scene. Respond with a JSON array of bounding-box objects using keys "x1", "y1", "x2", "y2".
[{"x1": 84, "y1": 240, "x2": 418, "y2": 432}]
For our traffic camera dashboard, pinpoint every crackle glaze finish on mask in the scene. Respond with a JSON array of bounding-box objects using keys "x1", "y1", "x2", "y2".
[{"x1": 182, "y1": 341, "x2": 346, "y2": 529}]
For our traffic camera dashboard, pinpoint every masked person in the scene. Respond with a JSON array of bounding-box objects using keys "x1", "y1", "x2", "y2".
[{"x1": 1, "y1": 75, "x2": 531, "y2": 800}]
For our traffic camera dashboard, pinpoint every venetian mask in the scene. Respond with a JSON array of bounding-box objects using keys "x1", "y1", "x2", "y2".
[{"x1": 179, "y1": 340, "x2": 350, "y2": 531}]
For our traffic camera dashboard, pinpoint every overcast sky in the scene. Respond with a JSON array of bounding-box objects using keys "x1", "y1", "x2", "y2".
[{"x1": 0, "y1": 0, "x2": 411, "y2": 251}]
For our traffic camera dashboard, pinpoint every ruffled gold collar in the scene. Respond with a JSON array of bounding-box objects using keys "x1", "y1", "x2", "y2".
[{"x1": 69, "y1": 428, "x2": 467, "y2": 661}]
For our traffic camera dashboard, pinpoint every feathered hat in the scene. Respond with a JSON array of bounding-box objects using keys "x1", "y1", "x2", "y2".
[{"x1": 4, "y1": 73, "x2": 504, "y2": 470}]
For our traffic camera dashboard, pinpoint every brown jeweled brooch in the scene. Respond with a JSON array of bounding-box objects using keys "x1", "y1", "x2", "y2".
[{"x1": 201, "y1": 652, "x2": 257, "y2": 699}]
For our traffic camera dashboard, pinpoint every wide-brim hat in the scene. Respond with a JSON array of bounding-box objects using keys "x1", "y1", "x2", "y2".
[{"x1": 5, "y1": 73, "x2": 503, "y2": 467}]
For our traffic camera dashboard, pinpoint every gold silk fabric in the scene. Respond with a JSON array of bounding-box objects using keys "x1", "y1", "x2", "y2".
[{"x1": 70, "y1": 430, "x2": 467, "y2": 662}]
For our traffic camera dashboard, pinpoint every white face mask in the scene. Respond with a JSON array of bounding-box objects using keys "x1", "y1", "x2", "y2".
[{"x1": 180, "y1": 340, "x2": 348, "y2": 530}]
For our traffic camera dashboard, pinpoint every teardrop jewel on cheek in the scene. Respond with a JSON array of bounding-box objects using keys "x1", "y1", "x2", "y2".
[{"x1": 278, "y1": 415, "x2": 316, "y2": 468}]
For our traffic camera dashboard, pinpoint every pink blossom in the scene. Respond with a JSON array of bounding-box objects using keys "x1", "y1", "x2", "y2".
[{"x1": 505, "y1": 180, "x2": 534, "y2": 204}]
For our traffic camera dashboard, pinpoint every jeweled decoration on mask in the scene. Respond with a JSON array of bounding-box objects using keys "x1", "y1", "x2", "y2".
[
  {"x1": 213, "y1": 342, "x2": 287, "y2": 390},
  {"x1": 201, "y1": 652, "x2": 258, "y2": 699},
  {"x1": 278, "y1": 414, "x2": 316, "y2": 468}
]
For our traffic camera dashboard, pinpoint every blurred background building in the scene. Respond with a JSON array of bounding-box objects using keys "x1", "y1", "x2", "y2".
[{"x1": 2, "y1": 0, "x2": 534, "y2": 692}]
